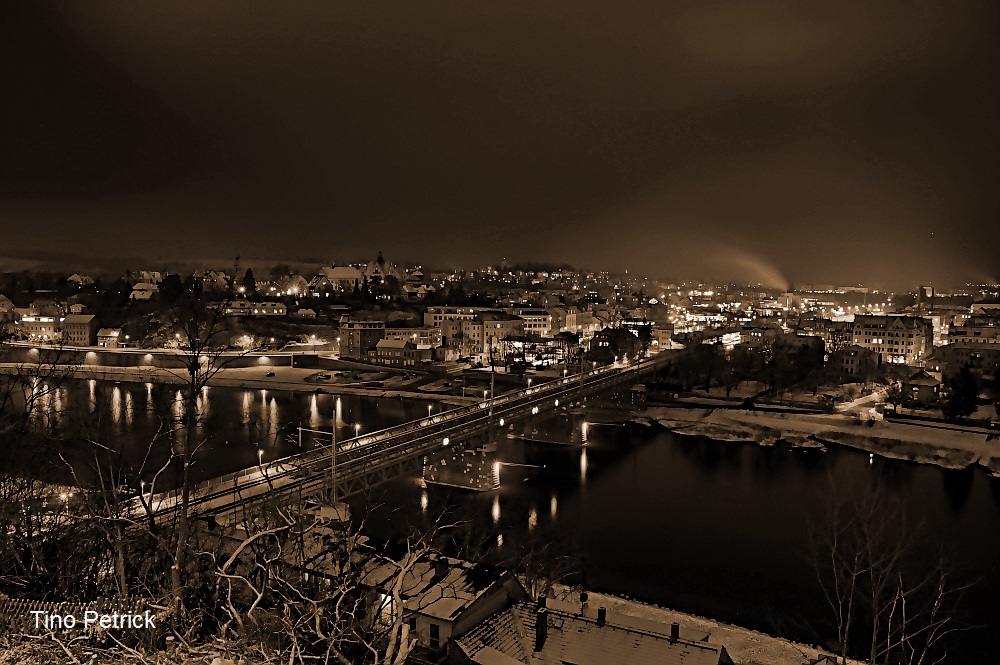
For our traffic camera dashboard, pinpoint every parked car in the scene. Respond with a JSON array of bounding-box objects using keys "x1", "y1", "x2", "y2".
[
  {"x1": 317, "y1": 373, "x2": 331, "y2": 380},
  {"x1": 265, "y1": 371, "x2": 276, "y2": 377}
]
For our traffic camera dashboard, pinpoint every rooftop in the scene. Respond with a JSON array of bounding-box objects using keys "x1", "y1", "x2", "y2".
[
  {"x1": 359, "y1": 554, "x2": 516, "y2": 622},
  {"x1": 62, "y1": 314, "x2": 96, "y2": 324},
  {"x1": 456, "y1": 599, "x2": 733, "y2": 665}
]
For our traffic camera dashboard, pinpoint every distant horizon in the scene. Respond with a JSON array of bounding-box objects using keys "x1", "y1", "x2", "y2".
[{"x1": 0, "y1": 248, "x2": 995, "y2": 295}]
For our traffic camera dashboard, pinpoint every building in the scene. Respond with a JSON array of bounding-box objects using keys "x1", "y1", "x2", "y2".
[
  {"x1": 0, "y1": 296, "x2": 15, "y2": 334},
  {"x1": 16, "y1": 312, "x2": 59, "y2": 341},
  {"x1": 340, "y1": 320, "x2": 386, "y2": 360},
  {"x1": 371, "y1": 338, "x2": 433, "y2": 367},
  {"x1": 310, "y1": 265, "x2": 363, "y2": 294},
  {"x1": 547, "y1": 307, "x2": 572, "y2": 334},
  {"x1": 739, "y1": 320, "x2": 785, "y2": 349},
  {"x1": 972, "y1": 297, "x2": 1000, "y2": 316},
  {"x1": 798, "y1": 318, "x2": 853, "y2": 352},
  {"x1": 901, "y1": 369, "x2": 941, "y2": 406},
  {"x1": 129, "y1": 282, "x2": 158, "y2": 301},
  {"x1": 588, "y1": 327, "x2": 641, "y2": 365},
  {"x1": 508, "y1": 308, "x2": 553, "y2": 338},
  {"x1": 402, "y1": 283, "x2": 436, "y2": 300},
  {"x1": 61, "y1": 314, "x2": 98, "y2": 346},
  {"x1": 250, "y1": 302, "x2": 287, "y2": 317},
  {"x1": 928, "y1": 345, "x2": 1000, "y2": 381},
  {"x1": 363, "y1": 251, "x2": 404, "y2": 285},
  {"x1": 652, "y1": 323, "x2": 673, "y2": 349},
  {"x1": 947, "y1": 324, "x2": 1000, "y2": 346},
  {"x1": 134, "y1": 270, "x2": 163, "y2": 284},
  {"x1": 425, "y1": 307, "x2": 483, "y2": 328},
  {"x1": 851, "y1": 315, "x2": 933, "y2": 365},
  {"x1": 442, "y1": 313, "x2": 525, "y2": 357},
  {"x1": 29, "y1": 299, "x2": 62, "y2": 317},
  {"x1": 359, "y1": 554, "x2": 528, "y2": 657},
  {"x1": 454, "y1": 596, "x2": 735, "y2": 665},
  {"x1": 832, "y1": 344, "x2": 875, "y2": 377},
  {"x1": 385, "y1": 327, "x2": 443, "y2": 348},
  {"x1": 97, "y1": 328, "x2": 124, "y2": 348},
  {"x1": 223, "y1": 300, "x2": 253, "y2": 316}
]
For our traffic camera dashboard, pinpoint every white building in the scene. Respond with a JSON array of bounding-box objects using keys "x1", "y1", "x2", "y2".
[{"x1": 851, "y1": 315, "x2": 933, "y2": 365}]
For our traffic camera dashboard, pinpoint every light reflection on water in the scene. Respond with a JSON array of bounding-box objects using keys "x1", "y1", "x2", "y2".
[
  {"x1": 362, "y1": 413, "x2": 1000, "y2": 664},
  {"x1": 309, "y1": 395, "x2": 320, "y2": 430},
  {"x1": 15, "y1": 379, "x2": 435, "y2": 491}
]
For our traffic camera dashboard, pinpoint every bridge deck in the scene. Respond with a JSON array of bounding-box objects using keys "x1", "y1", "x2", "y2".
[{"x1": 136, "y1": 353, "x2": 672, "y2": 520}]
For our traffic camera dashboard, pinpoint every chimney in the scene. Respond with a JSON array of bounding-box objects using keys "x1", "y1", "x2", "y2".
[
  {"x1": 580, "y1": 591, "x2": 589, "y2": 616},
  {"x1": 534, "y1": 607, "x2": 548, "y2": 651},
  {"x1": 538, "y1": 594, "x2": 547, "y2": 608},
  {"x1": 433, "y1": 557, "x2": 448, "y2": 577},
  {"x1": 670, "y1": 622, "x2": 679, "y2": 643},
  {"x1": 596, "y1": 606, "x2": 606, "y2": 626}
]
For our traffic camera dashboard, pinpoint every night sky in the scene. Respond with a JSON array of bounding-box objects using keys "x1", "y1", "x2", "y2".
[{"x1": 2, "y1": 2, "x2": 997, "y2": 288}]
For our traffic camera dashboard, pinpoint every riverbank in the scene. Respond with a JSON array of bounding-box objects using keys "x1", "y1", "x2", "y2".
[{"x1": 633, "y1": 404, "x2": 1000, "y2": 475}]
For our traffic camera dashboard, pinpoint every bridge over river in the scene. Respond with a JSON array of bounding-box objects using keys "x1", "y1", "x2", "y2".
[{"x1": 138, "y1": 353, "x2": 672, "y2": 523}]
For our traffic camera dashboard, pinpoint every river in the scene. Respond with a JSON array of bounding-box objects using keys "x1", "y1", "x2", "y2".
[
  {"x1": 12, "y1": 380, "x2": 1000, "y2": 662},
  {"x1": 362, "y1": 412, "x2": 1000, "y2": 663}
]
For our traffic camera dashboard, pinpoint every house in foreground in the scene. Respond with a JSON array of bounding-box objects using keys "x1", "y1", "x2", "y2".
[
  {"x1": 454, "y1": 595, "x2": 735, "y2": 665},
  {"x1": 359, "y1": 554, "x2": 529, "y2": 657}
]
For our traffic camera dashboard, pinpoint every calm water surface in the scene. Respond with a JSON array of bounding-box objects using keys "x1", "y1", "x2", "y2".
[
  {"x1": 364, "y1": 415, "x2": 1000, "y2": 664},
  {"x1": 18, "y1": 381, "x2": 1000, "y2": 662}
]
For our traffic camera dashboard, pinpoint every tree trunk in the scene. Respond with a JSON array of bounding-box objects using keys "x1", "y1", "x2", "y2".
[{"x1": 171, "y1": 372, "x2": 196, "y2": 615}]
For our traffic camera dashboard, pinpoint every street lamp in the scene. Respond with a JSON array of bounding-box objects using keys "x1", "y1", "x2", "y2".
[
  {"x1": 427, "y1": 404, "x2": 433, "y2": 418},
  {"x1": 354, "y1": 423, "x2": 361, "y2": 437}
]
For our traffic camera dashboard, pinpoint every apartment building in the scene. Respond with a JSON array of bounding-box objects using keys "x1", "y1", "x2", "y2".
[{"x1": 851, "y1": 315, "x2": 933, "y2": 365}]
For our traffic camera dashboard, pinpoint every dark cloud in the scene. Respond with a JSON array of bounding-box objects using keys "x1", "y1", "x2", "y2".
[{"x1": 1, "y1": 1, "x2": 996, "y2": 287}]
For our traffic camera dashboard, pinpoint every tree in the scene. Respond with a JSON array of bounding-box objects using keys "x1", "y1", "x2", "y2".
[
  {"x1": 157, "y1": 284, "x2": 260, "y2": 616},
  {"x1": 243, "y1": 268, "x2": 257, "y2": 296},
  {"x1": 157, "y1": 273, "x2": 185, "y2": 305},
  {"x1": 942, "y1": 366, "x2": 979, "y2": 422},
  {"x1": 885, "y1": 382, "x2": 903, "y2": 414},
  {"x1": 808, "y1": 477, "x2": 974, "y2": 665},
  {"x1": 205, "y1": 500, "x2": 465, "y2": 664}
]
